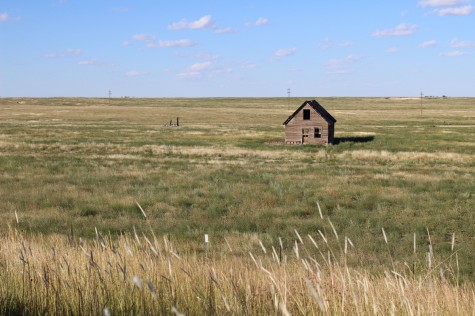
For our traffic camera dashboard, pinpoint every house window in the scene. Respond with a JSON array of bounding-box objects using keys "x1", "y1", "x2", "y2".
[
  {"x1": 303, "y1": 109, "x2": 310, "y2": 120},
  {"x1": 314, "y1": 127, "x2": 322, "y2": 138}
]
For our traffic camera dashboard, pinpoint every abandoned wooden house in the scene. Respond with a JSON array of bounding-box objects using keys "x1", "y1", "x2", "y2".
[{"x1": 283, "y1": 100, "x2": 336, "y2": 145}]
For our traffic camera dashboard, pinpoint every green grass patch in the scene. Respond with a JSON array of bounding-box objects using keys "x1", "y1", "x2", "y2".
[{"x1": 1, "y1": 97, "x2": 475, "y2": 279}]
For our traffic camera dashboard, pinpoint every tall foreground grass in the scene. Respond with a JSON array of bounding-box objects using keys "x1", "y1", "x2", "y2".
[{"x1": 1, "y1": 223, "x2": 473, "y2": 315}]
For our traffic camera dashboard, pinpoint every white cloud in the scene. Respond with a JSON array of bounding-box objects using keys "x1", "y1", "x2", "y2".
[
  {"x1": 45, "y1": 48, "x2": 82, "y2": 59},
  {"x1": 319, "y1": 39, "x2": 352, "y2": 50},
  {"x1": 132, "y1": 34, "x2": 156, "y2": 42},
  {"x1": 66, "y1": 48, "x2": 82, "y2": 56},
  {"x1": 436, "y1": 5, "x2": 473, "y2": 15},
  {"x1": 245, "y1": 17, "x2": 269, "y2": 27},
  {"x1": 274, "y1": 48, "x2": 297, "y2": 57},
  {"x1": 372, "y1": 23, "x2": 418, "y2": 37},
  {"x1": 419, "y1": 0, "x2": 469, "y2": 7},
  {"x1": 419, "y1": 39, "x2": 438, "y2": 48},
  {"x1": 131, "y1": 33, "x2": 195, "y2": 48},
  {"x1": 126, "y1": 70, "x2": 149, "y2": 77},
  {"x1": 240, "y1": 61, "x2": 256, "y2": 69},
  {"x1": 214, "y1": 27, "x2": 237, "y2": 34},
  {"x1": 325, "y1": 54, "x2": 361, "y2": 74},
  {"x1": 255, "y1": 17, "x2": 269, "y2": 26},
  {"x1": 270, "y1": 48, "x2": 297, "y2": 62},
  {"x1": 338, "y1": 41, "x2": 353, "y2": 47},
  {"x1": 78, "y1": 59, "x2": 100, "y2": 66},
  {"x1": 189, "y1": 15, "x2": 214, "y2": 29},
  {"x1": 440, "y1": 50, "x2": 467, "y2": 56},
  {"x1": 176, "y1": 71, "x2": 202, "y2": 79},
  {"x1": 148, "y1": 39, "x2": 195, "y2": 48},
  {"x1": 212, "y1": 67, "x2": 232, "y2": 76},
  {"x1": 190, "y1": 61, "x2": 212, "y2": 71},
  {"x1": 451, "y1": 38, "x2": 475, "y2": 48},
  {"x1": 0, "y1": 12, "x2": 21, "y2": 22},
  {"x1": 0, "y1": 12, "x2": 9, "y2": 22},
  {"x1": 202, "y1": 53, "x2": 221, "y2": 60},
  {"x1": 176, "y1": 61, "x2": 213, "y2": 79},
  {"x1": 169, "y1": 20, "x2": 187, "y2": 30},
  {"x1": 45, "y1": 53, "x2": 64, "y2": 59},
  {"x1": 419, "y1": 0, "x2": 473, "y2": 16},
  {"x1": 168, "y1": 15, "x2": 215, "y2": 30},
  {"x1": 337, "y1": 54, "x2": 360, "y2": 63},
  {"x1": 387, "y1": 47, "x2": 398, "y2": 53},
  {"x1": 176, "y1": 61, "x2": 233, "y2": 80}
]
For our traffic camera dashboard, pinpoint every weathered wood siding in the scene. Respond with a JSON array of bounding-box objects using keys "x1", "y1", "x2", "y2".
[{"x1": 284, "y1": 104, "x2": 333, "y2": 145}]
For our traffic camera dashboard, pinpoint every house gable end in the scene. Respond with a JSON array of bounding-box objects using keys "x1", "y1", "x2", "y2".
[
  {"x1": 283, "y1": 100, "x2": 336, "y2": 125},
  {"x1": 283, "y1": 100, "x2": 312, "y2": 125}
]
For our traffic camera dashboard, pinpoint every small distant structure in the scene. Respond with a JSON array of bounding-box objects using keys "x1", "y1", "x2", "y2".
[
  {"x1": 165, "y1": 117, "x2": 180, "y2": 127},
  {"x1": 283, "y1": 100, "x2": 336, "y2": 145}
]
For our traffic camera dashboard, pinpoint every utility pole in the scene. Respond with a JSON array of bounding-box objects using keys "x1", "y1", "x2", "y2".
[
  {"x1": 420, "y1": 91, "x2": 423, "y2": 115},
  {"x1": 287, "y1": 88, "x2": 291, "y2": 110},
  {"x1": 108, "y1": 89, "x2": 112, "y2": 104}
]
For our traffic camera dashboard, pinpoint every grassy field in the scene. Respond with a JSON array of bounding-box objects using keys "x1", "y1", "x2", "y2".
[
  {"x1": 1, "y1": 96, "x2": 475, "y2": 313},
  {"x1": 1, "y1": 96, "x2": 474, "y2": 269}
]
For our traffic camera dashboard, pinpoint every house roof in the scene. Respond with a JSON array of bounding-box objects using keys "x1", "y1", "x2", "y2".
[{"x1": 283, "y1": 100, "x2": 337, "y2": 125}]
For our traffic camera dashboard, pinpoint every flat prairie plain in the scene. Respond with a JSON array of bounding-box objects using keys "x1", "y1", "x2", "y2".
[{"x1": 1, "y1": 97, "x2": 474, "y2": 277}]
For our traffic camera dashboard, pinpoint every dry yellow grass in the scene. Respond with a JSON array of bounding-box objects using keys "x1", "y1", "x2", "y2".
[
  {"x1": 345, "y1": 150, "x2": 473, "y2": 163},
  {"x1": 1, "y1": 226, "x2": 474, "y2": 315}
]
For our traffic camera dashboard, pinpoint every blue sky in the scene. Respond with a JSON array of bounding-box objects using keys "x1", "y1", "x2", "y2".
[{"x1": 1, "y1": 0, "x2": 474, "y2": 97}]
